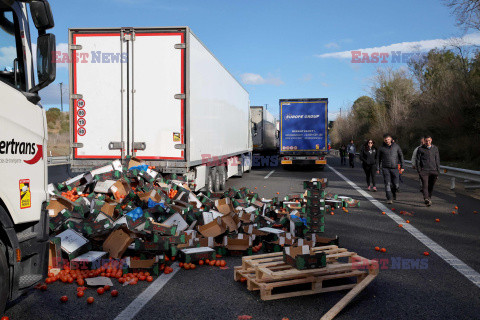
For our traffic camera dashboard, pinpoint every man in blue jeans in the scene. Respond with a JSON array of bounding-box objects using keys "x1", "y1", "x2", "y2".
[{"x1": 376, "y1": 134, "x2": 404, "y2": 204}]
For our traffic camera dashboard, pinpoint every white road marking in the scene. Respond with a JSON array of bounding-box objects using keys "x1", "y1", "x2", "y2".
[
  {"x1": 327, "y1": 164, "x2": 480, "y2": 289},
  {"x1": 264, "y1": 170, "x2": 275, "y2": 179},
  {"x1": 114, "y1": 263, "x2": 180, "y2": 320}
]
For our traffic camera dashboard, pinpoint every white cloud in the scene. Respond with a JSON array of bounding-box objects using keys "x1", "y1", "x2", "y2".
[
  {"x1": 299, "y1": 73, "x2": 313, "y2": 82},
  {"x1": 315, "y1": 33, "x2": 480, "y2": 59},
  {"x1": 328, "y1": 112, "x2": 340, "y2": 120},
  {"x1": 240, "y1": 73, "x2": 284, "y2": 86},
  {"x1": 325, "y1": 42, "x2": 340, "y2": 49},
  {"x1": 0, "y1": 46, "x2": 17, "y2": 70}
]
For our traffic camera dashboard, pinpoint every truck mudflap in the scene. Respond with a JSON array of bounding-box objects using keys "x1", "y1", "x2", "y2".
[
  {"x1": 280, "y1": 156, "x2": 326, "y2": 165},
  {"x1": 10, "y1": 202, "x2": 49, "y2": 300}
]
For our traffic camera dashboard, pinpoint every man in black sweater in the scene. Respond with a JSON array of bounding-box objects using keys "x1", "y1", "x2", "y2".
[
  {"x1": 416, "y1": 135, "x2": 440, "y2": 206},
  {"x1": 376, "y1": 134, "x2": 404, "y2": 204}
]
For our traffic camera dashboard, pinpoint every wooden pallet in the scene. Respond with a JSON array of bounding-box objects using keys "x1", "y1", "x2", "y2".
[{"x1": 234, "y1": 245, "x2": 379, "y2": 319}]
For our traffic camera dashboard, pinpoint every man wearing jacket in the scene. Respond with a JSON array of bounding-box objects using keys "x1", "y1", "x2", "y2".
[
  {"x1": 416, "y1": 135, "x2": 440, "y2": 206},
  {"x1": 376, "y1": 134, "x2": 404, "y2": 204},
  {"x1": 411, "y1": 137, "x2": 425, "y2": 192}
]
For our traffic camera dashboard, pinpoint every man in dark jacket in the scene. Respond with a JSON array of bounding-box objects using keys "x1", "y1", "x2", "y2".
[
  {"x1": 416, "y1": 135, "x2": 440, "y2": 206},
  {"x1": 376, "y1": 134, "x2": 404, "y2": 204}
]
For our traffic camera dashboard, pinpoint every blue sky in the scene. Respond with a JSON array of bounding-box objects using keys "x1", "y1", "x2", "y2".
[{"x1": 36, "y1": 0, "x2": 476, "y2": 119}]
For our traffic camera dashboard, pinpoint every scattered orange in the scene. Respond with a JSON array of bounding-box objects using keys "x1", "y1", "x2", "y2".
[
  {"x1": 380, "y1": 248, "x2": 386, "y2": 253},
  {"x1": 454, "y1": 206, "x2": 458, "y2": 210},
  {"x1": 375, "y1": 246, "x2": 380, "y2": 251},
  {"x1": 435, "y1": 219, "x2": 440, "y2": 222},
  {"x1": 398, "y1": 224, "x2": 403, "y2": 228},
  {"x1": 406, "y1": 220, "x2": 410, "y2": 223},
  {"x1": 424, "y1": 251, "x2": 430, "y2": 256},
  {"x1": 382, "y1": 212, "x2": 386, "y2": 215},
  {"x1": 199, "y1": 260, "x2": 204, "y2": 266}
]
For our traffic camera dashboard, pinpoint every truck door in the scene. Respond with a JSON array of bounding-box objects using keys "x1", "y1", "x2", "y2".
[
  {"x1": 71, "y1": 29, "x2": 185, "y2": 161},
  {"x1": 130, "y1": 31, "x2": 185, "y2": 160},
  {"x1": 71, "y1": 32, "x2": 128, "y2": 159}
]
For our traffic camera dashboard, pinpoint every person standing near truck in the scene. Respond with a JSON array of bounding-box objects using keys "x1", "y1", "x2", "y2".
[
  {"x1": 360, "y1": 139, "x2": 377, "y2": 191},
  {"x1": 347, "y1": 140, "x2": 356, "y2": 168},
  {"x1": 416, "y1": 135, "x2": 440, "y2": 206},
  {"x1": 339, "y1": 144, "x2": 347, "y2": 166},
  {"x1": 376, "y1": 134, "x2": 404, "y2": 204}
]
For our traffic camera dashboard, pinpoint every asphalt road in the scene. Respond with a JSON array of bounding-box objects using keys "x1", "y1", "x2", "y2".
[{"x1": 5, "y1": 157, "x2": 480, "y2": 320}]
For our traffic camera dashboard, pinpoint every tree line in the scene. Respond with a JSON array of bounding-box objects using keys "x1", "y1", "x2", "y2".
[{"x1": 331, "y1": 0, "x2": 480, "y2": 168}]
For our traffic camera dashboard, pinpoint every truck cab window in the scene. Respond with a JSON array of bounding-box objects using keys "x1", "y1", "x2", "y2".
[{"x1": 0, "y1": 10, "x2": 23, "y2": 89}]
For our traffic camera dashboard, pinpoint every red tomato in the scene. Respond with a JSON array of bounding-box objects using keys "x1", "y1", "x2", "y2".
[
  {"x1": 77, "y1": 291, "x2": 85, "y2": 298},
  {"x1": 147, "y1": 276, "x2": 153, "y2": 282},
  {"x1": 60, "y1": 296, "x2": 68, "y2": 303},
  {"x1": 97, "y1": 288, "x2": 105, "y2": 295},
  {"x1": 87, "y1": 297, "x2": 94, "y2": 304},
  {"x1": 104, "y1": 285, "x2": 111, "y2": 291},
  {"x1": 111, "y1": 290, "x2": 119, "y2": 297}
]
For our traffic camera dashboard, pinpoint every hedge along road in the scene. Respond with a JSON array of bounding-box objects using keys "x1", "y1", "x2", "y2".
[{"x1": 3, "y1": 159, "x2": 479, "y2": 320}]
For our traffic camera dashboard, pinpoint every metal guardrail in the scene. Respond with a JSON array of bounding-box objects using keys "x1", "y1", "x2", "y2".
[
  {"x1": 47, "y1": 156, "x2": 70, "y2": 166},
  {"x1": 331, "y1": 149, "x2": 480, "y2": 189},
  {"x1": 404, "y1": 160, "x2": 480, "y2": 189}
]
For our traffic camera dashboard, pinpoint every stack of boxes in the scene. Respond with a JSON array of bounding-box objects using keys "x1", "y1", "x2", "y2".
[{"x1": 302, "y1": 178, "x2": 327, "y2": 235}]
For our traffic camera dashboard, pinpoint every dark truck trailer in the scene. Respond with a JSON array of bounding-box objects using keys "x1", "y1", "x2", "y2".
[{"x1": 279, "y1": 98, "x2": 328, "y2": 169}]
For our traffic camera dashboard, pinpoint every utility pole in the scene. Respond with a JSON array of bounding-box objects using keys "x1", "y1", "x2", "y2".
[
  {"x1": 265, "y1": 104, "x2": 268, "y2": 110},
  {"x1": 59, "y1": 82, "x2": 63, "y2": 112}
]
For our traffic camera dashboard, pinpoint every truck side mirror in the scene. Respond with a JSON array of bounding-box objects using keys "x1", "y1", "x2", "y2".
[
  {"x1": 30, "y1": 33, "x2": 56, "y2": 93},
  {"x1": 30, "y1": 0, "x2": 55, "y2": 30}
]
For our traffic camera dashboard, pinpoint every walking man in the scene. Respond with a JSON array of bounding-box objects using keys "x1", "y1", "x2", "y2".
[
  {"x1": 377, "y1": 134, "x2": 404, "y2": 204},
  {"x1": 347, "y1": 140, "x2": 356, "y2": 168},
  {"x1": 416, "y1": 135, "x2": 440, "y2": 206},
  {"x1": 411, "y1": 137, "x2": 425, "y2": 192},
  {"x1": 339, "y1": 144, "x2": 347, "y2": 166}
]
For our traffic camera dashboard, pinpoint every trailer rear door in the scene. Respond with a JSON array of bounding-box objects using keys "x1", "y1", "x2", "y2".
[
  {"x1": 131, "y1": 32, "x2": 184, "y2": 160},
  {"x1": 72, "y1": 32, "x2": 127, "y2": 159}
]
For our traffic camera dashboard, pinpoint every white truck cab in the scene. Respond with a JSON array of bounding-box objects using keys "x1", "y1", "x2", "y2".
[{"x1": 0, "y1": 0, "x2": 55, "y2": 313}]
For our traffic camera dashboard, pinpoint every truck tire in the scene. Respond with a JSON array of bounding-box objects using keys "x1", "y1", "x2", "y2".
[
  {"x1": 237, "y1": 157, "x2": 244, "y2": 177},
  {"x1": 218, "y1": 166, "x2": 227, "y2": 191},
  {"x1": 206, "y1": 169, "x2": 215, "y2": 193},
  {"x1": 212, "y1": 168, "x2": 221, "y2": 192},
  {"x1": 0, "y1": 240, "x2": 9, "y2": 315}
]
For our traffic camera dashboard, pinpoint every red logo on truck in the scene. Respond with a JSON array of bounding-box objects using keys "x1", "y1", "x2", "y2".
[{"x1": 24, "y1": 144, "x2": 43, "y2": 165}]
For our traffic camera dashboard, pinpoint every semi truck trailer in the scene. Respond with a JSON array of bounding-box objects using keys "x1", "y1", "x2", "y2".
[
  {"x1": 279, "y1": 98, "x2": 328, "y2": 169},
  {"x1": 250, "y1": 106, "x2": 278, "y2": 154},
  {"x1": 68, "y1": 27, "x2": 252, "y2": 192},
  {"x1": 0, "y1": 0, "x2": 56, "y2": 313}
]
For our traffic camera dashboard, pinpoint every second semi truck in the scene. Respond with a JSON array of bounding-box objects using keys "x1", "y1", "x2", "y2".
[{"x1": 279, "y1": 98, "x2": 328, "y2": 169}]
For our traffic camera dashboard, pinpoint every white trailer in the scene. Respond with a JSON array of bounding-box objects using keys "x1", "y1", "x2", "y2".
[
  {"x1": 250, "y1": 106, "x2": 278, "y2": 154},
  {"x1": 68, "y1": 27, "x2": 252, "y2": 192}
]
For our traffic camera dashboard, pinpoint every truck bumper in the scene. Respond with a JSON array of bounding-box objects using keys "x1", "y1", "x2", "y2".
[{"x1": 281, "y1": 156, "x2": 326, "y2": 165}]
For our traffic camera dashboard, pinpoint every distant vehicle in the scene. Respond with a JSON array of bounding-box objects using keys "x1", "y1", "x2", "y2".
[
  {"x1": 250, "y1": 106, "x2": 278, "y2": 154},
  {"x1": 279, "y1": 98, "x2": 329, "y2": 169},
  {"x1": 68, "y1": 27, "x2": 252, "y2": 192},
  {"x1": 0, "y1": 0, "x2": 56, "y2": 313}
]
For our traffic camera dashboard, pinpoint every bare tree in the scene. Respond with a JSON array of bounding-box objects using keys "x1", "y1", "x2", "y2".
[{"x1": 445, "y1": 0, "x2": 480, "y2": 31}]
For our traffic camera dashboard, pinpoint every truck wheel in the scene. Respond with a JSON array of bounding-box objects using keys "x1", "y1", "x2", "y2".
[
  {"x1": 205, "y1": 169, "x2": 214, "y2": 193},
  {"x1": 212, "y1": 169, "x2": 221, "y2": 192},
  {"x1": 218, "y1": 166, "x2": 227, "y2": 191},
  {"x1": 0, "y1": 240, "x2": 9, "y2": 315},
  {"x1": 237, "y1": 158, "x2": 244, "y2": 177}
]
